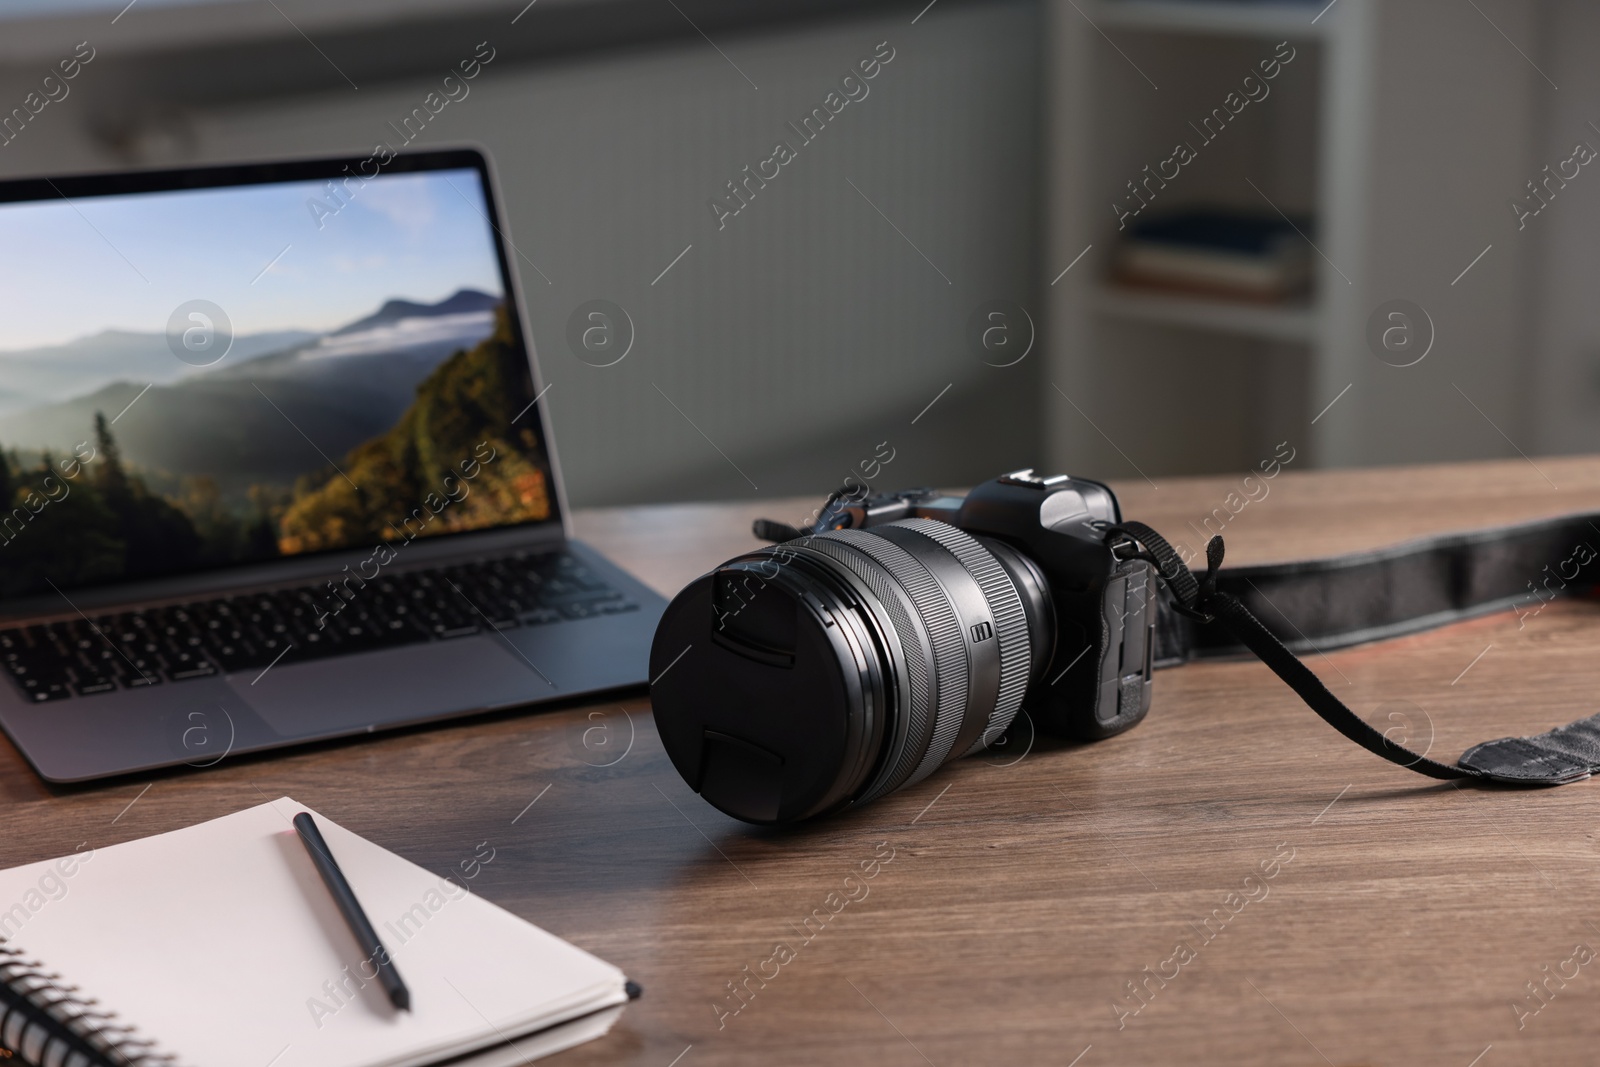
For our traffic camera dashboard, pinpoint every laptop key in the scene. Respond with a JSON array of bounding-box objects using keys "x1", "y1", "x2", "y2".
[
  {"x1": 124, "y1": 656, "x2": 163, "y2": 686},
  {"x1": 6, "y1": 660, "x2": 72, "y2": 702},
  {"x1": 208, "y1": 642, "x2": 262, "y2": 674},
  {"x1": 434, "y1": 623, "x2": 482, "y2": 639},
  {"x1": 161, "y1": 638, "x2": 216, "y2": 680},
  {"x1": 167, "y1": 662, "x2": 219, "y2": 682},
  {"x1": 70, "y1": 669, "x2": 120, "y2": 696},
  {"x1": 27, "y1": 677, "x2": 72, "y2": 702},
  {"x1": 253, "y1": 623, "x2": 285, "y2": 646},
  {"x1": 296, "y1": 627, "x2": 339, "y2": 659},
  {"x1": 518, "y1": 608, "x2": 562, "y2": 626}
]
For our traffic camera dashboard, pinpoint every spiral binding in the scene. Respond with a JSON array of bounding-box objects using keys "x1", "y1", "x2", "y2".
[{"x1": 0, "y1": 941, "x2": 178, "y2": 1067}]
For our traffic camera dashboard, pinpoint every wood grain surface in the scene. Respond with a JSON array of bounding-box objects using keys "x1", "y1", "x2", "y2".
[{"x1": 7, "y1": 455, "x2": 1600, "y2": 1067}]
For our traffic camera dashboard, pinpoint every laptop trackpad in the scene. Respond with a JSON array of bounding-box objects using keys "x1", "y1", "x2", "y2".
[{"x1": 231, "y1": 637, "x2": 551, "y2": 739}]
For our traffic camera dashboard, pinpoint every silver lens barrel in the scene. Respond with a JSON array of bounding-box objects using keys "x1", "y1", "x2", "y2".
[{"x1": 800, "y1": 519, "x2": 1044, "y2": 802}]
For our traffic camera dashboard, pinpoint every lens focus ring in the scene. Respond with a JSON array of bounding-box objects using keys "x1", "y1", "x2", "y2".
[
  {"x1": 785, "y1": 535, "x2": 935, "y2": 802},
  {"x1": 807, "y1": 529, "x2": 971, "y2": 801},
  {"x1": 890, "y1": 519, "x2": 1032, "y2": 755}
]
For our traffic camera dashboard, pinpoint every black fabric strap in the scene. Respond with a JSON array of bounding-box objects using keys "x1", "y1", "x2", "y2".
[
  {"x1": 1109, "y1": 521, "x2": 1597, "y2": 787},
  {"x1": 1156, "y1": 511, "x2": 1600, "y2": 663}
]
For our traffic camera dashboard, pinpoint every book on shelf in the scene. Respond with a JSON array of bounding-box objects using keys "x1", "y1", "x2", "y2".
[{"x1": 1112, "y1": 207, "x2": 1313, "y2": 303}]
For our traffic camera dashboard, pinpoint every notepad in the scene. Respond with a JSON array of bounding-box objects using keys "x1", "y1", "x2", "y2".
[{"x1": 0, "y1": 798, "x2": 629, "y2": 1067}]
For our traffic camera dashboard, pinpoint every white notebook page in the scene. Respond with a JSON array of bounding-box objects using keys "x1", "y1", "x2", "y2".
[{"x1": 0, "y1": 798, "x2": 625, "y2": 1067}]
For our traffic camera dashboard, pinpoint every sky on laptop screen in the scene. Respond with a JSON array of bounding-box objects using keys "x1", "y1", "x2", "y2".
[{"x1": 0, "y1": 167, "x2": 553, "y2": 598}]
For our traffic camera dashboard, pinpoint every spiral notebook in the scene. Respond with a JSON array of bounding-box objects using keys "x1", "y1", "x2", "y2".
[{"x1": 0, "y1": 798, "x2": 630, "y2": 1067}]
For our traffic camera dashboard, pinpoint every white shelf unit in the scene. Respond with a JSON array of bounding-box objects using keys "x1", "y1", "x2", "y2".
[
  {"x1": 1043, "y1": 0, "x2": 1542, "y2": 478},
  {"x1": 1090, "y1": 285, "x2": 1319, "y2": 344}
]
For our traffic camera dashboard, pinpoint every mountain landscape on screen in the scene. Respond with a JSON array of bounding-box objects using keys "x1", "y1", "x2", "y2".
[
  {"x1": 0, "y1": 288, "x2": 502, "y2": 483},
  {"x1": 0, "y1": 290, "x2": 551, "y2": 597},
  {"x1": 0, "y1": 329, "x2": 321, "y2": 418}
]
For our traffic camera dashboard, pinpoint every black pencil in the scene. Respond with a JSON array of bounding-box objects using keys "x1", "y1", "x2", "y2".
[{"x1": 293, "y1": 811, "x2": 412, "y2": 1012}]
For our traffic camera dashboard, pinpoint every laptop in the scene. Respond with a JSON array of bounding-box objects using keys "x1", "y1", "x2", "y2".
[{"x1": 0, "y1": 148, "x2": 667, "y2": 784}]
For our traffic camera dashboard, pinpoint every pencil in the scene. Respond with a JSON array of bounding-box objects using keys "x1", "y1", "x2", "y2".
[{"x1": 293, "y1": 811, "x2": 412, "y2": 1012}]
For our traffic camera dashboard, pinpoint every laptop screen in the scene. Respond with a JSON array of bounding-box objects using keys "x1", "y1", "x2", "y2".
[{"x1": 0, "y1": 151, "x2": 558, "y2": 603}]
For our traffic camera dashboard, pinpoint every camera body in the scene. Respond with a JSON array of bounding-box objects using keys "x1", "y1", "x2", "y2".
[
  {"x1": 648, "y1": 470, "x2": 1157, "y2": 825},
  {"x1": 828, "y1": 470, "x2": 1156, "y2": 741}
]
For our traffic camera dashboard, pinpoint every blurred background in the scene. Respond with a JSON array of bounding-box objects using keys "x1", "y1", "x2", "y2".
[{"x1": 0, "y1": 0, "x2": 1586, "y2": 507}]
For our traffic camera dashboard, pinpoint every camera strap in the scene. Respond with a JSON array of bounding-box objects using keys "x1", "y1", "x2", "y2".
[{"x1": 1108, "y1": 519, "x2": 1600, "y2": 787}]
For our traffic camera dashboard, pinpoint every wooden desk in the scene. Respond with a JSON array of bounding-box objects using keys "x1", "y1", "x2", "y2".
[{"x1": 8, "y1": 457, "x2": 1600, "y2": 1066}]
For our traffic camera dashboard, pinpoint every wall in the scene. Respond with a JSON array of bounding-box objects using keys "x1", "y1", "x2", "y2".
[{"x1": 1327, "y1": 0, "x2": 1543, "y2": 469}]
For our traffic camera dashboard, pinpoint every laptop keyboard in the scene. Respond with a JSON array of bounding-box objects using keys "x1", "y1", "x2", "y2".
[{"x1": 0, "y1": 550, "x2": 636, "y2": 704}]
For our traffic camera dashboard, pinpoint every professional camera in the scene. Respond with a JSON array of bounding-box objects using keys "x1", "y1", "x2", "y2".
[
  {"x1": 648, "y1": 470, "x2": 1158, "y2": 825},
  {"x1": 652, "y1": 468, "x2": 1600, "y2": 826}
]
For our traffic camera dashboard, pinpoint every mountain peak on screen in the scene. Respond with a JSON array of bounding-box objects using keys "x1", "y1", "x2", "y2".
[{"x1": 331, "y1": 289, "x2": 501, "y2": 336}]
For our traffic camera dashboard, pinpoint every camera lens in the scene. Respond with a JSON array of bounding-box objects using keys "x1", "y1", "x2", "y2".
[{"x1": 649, "y1": 518, "x2": 1055, "y2": 825}]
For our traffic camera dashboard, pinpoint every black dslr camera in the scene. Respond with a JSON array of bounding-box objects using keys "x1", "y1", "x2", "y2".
[{"x1": 648, "y1": 470, "x2": 1157, "y2": 825}]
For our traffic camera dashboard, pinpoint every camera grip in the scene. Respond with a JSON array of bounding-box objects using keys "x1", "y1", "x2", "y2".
[{"x1": 1028, "y1": 558, "x2": 1156, "y2": 740}]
